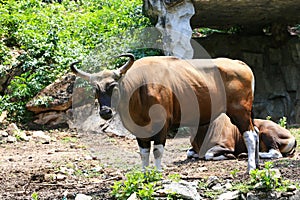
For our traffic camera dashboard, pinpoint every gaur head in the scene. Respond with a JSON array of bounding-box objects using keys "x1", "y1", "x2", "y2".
[{"x1": 70, "y1": 53, "x2": 134, "y2": 120}]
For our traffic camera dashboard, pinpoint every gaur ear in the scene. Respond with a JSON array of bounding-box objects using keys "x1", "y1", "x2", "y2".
[{"x1": 115, "y1": 53, "x2": 135, "y2": 76}]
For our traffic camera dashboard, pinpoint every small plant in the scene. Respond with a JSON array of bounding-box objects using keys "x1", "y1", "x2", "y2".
[
  {"x1": 278, "y1": 116, "x2": 287, "y2": 128},
  {"x1": 249, "y1": 161, "x2": 281, "y2": 190},
  {"x1": 167, "y1": 173, "x2": 181, "y2": 182},
  {"x1": 266, "y1": 116, "x2": 272, "y2": 120},
  {"x1": 61, "y1": 136, "x2": 78, "y2": 143},
  {"x1": 111, "y1": 168, "x2": 162, "y2": 200},
  {"x1": 31, "y1": 192, "x2": 39, "y2": 200},
  {"x1": 230, "y1": 169, "x2": 240, "y2": 178}
]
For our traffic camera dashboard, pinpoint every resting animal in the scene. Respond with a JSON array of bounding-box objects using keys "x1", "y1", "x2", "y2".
[{"x1": 188, "y1": 113, "x2": 296, "y2": 160}]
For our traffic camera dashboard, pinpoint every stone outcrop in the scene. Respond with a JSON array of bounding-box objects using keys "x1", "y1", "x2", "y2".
[
  {"x1": 26, "y1": 73, "x2": 75, "y2": 114},
  {"x1": 144, "y1": 0, "x2": 300, "y2": 33},
  {"x1": 144, "y1": 0, "x2": 195, "y2": 58},
  {"x1": 25, "y1": 73, "x2": 76, "y2": 126},
  {"x1": 195, "y1": 34, "x2": 300, "y2": 123}
]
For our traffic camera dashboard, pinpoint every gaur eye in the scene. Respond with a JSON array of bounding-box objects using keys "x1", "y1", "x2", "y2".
[{"x1": 106, "y1": 82, "x2": 117, "y2": 95}]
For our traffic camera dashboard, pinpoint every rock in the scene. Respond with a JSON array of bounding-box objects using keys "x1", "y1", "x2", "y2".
[
  {"x1": 0, "y1": 111, "x2": 7, "y2": 123},
  {"x1": 75, "y1": 194, "x2": 92, "y2": 200},
  {"x1": 33, "y1": 111, "x2": 68, "y2": 125},
  {"x1": 290, "y1": 190, "x2": 300, "y2": 200},
  {"x1": 218, "y1": 191, "x2": 240, "y2": 200},
  {"x1": 212, "y1": 183, "x2": 223, "y2": 191},
  {"x1": 19, "y1": 131, "x2": 30, "y2": 141},
  {"x1": 68, "y1": 103, "x2": 102, "y2": 132},
  {"x1": 7, "y1": 135, "x2": 17, "y2": 143},
  {"x1": 197, "y1": 167, "x2": 208, "y2": 172},
  {"x1": 6, "y1": 123, "x2": 29, "y2": 141},
  {"x1": 44, "y1": 174, "x2": 55, "y2": 181},
  {"x1": 55, "y1": 174, "x2": 67, "y2": 181},
  {"x1": 287, "y1": 185, "x2": 297, "y2": 192},
  {"x1": 271, "y1": 168, "x2": 281, "y2": 179},
  {"x1": 7, "y1": 123, "x2": 20, "y2": 135},
  {"x1": 145, "y1": 0, "x2": 195, "y2": 58},
  {"x1": 127, "y1": 192, "x2": 139, "y2": 200},
  {"x1": 224, "y1": 182, "x2": 233, "y2": 190},
  {"x1": 246, "y1": 192, "x2": 260, "y2": 200},
  {"x1": 32, "y1": 131, "x2": 51, "y2": 143},
  {"x1": 104, "y1": 114, "x2": 135, "y2": 139},
  {"x1": 156, "y1": 180, "x2": 201, "y2": 200},
  {"x1": 282, "y1": 191, "x2": 294, "y2": 197},
  {"x1": 144, "y1": 0, "x2": 300, "y2": 32},
  {"x1": 207, "y1": 176, "x2": 219, "y2": 188},
  {"x1": 59, "y1": 167, "x2": 74, "y2": 176},
  {"x1": 26, "y1": 73, "x2": 75, "y2": 114},
  {"x1": 0, "y1": 130, "x2": 8, "y2": 137}
]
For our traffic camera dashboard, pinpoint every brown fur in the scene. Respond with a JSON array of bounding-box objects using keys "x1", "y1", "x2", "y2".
[{"x1": 191, "y1": 113, "x2": 296, "y2": 158}]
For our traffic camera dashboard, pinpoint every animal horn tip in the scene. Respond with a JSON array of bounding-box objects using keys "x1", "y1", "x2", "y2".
[
  {"x1": 117, "y1": 53, "x2": 135, "y2": 60},
  {"x1": 116, "y1": 53, "x2": 135, "y2": 75}
]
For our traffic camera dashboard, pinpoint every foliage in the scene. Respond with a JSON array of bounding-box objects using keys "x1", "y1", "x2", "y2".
[
  {"x1": 249, "y1": 161, "x2": 285, "y2": 191},
  {"x1": 192, "y1": 26, "x2": 242, "y2": 37},
  {"x1": 111, "y1": 168, "x2": 162, "y2": 200},
  {"x1": 31, "y1": 192, "x2": 39, "y2": 200},
  {"x1": 230, "y1": 169, "x2": 240, "y2": 178},
  {"x1": 266, "y1": 116, "x2": 287, "y2": 128},
  {"x1": 167, "y1": 173, "x2": 181, "y2": 182},
  {"x1": 278, "y1": 116, "x2": 287, "y2": 128},
  {"x1": 0, "y1": 0, "x2": 151, "y2": 122}
]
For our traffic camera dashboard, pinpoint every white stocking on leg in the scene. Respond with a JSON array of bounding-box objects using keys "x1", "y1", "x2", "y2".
[
  {"x1": 153, "y1": 144, "x2": 164, "y2": 171},
  {"x1": 139, "y1": 147, "x2": 150, "y2": 171},
  {"x1": 243, "y1": 130, "x2": 259, "y2": 172}
]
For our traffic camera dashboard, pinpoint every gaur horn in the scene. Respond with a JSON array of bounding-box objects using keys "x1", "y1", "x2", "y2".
[
  {"x1": 70, "y1": 60, "x2": 92, "y2": 82},
  {"x1": 117, "y1": 53, "x2": 135, "y2": 75}
]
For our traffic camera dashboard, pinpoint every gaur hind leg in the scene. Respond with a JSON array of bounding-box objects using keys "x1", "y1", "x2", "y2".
[{"x1": 230, "y1": 111, "x2": 259, "y2": 172}]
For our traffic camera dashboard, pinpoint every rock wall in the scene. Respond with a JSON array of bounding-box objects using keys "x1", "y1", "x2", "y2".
[
  {"x1": 144, "y1": 0, "x2": 195, "y2": 58},
  {"x1": 144, "y1": 0, "x2": 300, "y2": 33},
  {"x1": 194, "y1": 34, "x2": 300, "y2": 124}
]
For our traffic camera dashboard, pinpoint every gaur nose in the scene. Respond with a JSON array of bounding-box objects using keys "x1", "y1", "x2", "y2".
[{"x1": 99, "y1": 107, "x2": 113, "y2": 120}]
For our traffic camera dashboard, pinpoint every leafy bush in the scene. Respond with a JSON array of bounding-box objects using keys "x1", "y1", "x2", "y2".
[
  {"x1": 0, "y1": 0, "x2": 151, "y2": 122},
  {"x1": 111, "y1": 168, "x2": 162, "y2": 200},
  {"x1": 278, "y1": 116, "x2": 287, "y2": 128},
  {"x1": 266, "y1": 116, "x2": 287, "y2": 128},
  {"x1": 249, "y1": 161, "x2": 286, "y2": 191}
]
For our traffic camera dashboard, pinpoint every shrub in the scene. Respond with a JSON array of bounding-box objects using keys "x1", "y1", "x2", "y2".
[
  {"x1": 0, "y1": 0, "x2": 151, "y2": 122},
  {"x1": 111, "y1": 168, "x2": 162, "y2": 200},
  {"x1": 249, "y1": 161, "x2": 282, "y2": 190}
]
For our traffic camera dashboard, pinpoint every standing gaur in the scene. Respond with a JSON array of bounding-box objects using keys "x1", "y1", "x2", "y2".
[{"x1": 70, "y1": 53, "x2": 258, "y2": 172}]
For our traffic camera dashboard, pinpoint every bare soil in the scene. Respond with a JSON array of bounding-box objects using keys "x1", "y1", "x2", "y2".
[{"x1": 0, "y1": 128, "x2": 299, "y2": 200}]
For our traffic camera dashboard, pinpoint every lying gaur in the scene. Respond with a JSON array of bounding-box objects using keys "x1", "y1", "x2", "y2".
[{"x1": 188, "y1": 113, "x2": 296, "y2": 160}]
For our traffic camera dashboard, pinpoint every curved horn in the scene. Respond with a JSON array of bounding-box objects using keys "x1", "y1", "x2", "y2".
[
  {"x1": 117, "y1": 53, "x2": 135, "y2": 75},
  {"x1": 70, "y1": 60, "x2": 92, "y2": 82}
]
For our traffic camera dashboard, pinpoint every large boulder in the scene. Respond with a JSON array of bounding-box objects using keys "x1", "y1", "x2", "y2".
[
  {"x1": 144, "y1": 0, "x2": 300, "y2": 32},
  {"x1": 26, "y1": 73, "x2": 75, "y2": 114}
]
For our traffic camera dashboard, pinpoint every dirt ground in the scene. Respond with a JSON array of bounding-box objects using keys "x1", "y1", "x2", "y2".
[{"x1": 0, "y1": 127, "x2": 299, "y2": 200}]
